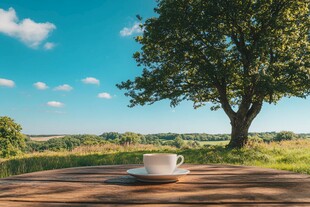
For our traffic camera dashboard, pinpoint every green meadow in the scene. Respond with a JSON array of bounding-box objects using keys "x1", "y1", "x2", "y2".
[
  {"x1": 184, "y1": 140, "x2": 229, "y2": 146},
  {"x1": 1, "y1": 139, "x2": 310, "y2": 178}
]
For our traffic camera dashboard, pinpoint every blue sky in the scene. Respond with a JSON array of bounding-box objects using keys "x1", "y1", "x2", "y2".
[{"x1": 0, "y1": 0, "x2": 309, "y2": 135}]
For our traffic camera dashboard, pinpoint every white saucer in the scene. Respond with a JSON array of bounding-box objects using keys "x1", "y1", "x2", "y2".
[{"x1": 127, "y1": 167, "x2": 190, "y2": 183}]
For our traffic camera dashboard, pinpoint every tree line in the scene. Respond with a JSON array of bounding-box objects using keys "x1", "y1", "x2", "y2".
[
  {"x1": 24, "y1": 131, "x2": 310, "y2": 154},
  {"x1": 1, "y1": 116, "x2": 310, "y2": 158}
]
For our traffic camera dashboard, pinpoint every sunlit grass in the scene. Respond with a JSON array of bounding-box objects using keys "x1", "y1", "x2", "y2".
[
  {"x1": 182, "y1": 139, "x2": 310, "y2": 174},
  {"x1": 1, "y1": 140, "x2": 310, "y2": 178},
  {"x1": 183, "y1": 140, "x2": 229, "y2": 146},
  {"x1": 0, "y1": 144, "x2": 176, "y2": 178}
]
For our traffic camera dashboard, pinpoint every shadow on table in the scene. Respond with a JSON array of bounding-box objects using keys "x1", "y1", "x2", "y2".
[{"x1": 104, "y1": 175, "x2": 175, "y2": 186}]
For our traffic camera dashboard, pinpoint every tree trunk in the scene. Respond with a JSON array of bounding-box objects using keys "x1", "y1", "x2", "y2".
[
  {"x1": 226, "y1": 99, "x2": 263, "y2": 148},
  {"x1": 228, "y1": 118, "x2": 251, "y2": 148},
  {"x1": 216, "y1": 81, "x2": 264, "y2": 148}
]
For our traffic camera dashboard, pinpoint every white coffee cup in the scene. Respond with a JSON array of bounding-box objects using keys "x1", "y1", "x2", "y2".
[{"x1": 143, "y1": 153, "x2": 184, "y2": 174}]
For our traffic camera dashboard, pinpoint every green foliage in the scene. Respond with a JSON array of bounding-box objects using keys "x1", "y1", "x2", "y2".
[
  {"x1": 248, "y1": 136, "x2": 264, "y2": 143},
  {"x1": 274, "y1": 131, "x2": 297, "y2": 141},
  {"x1": 118, "y1": 0, "x2": 309, "y2": 107},
  {"x1": 248, "y1": 132, "x2": 277, "y2": 142},
  {"x1": 145, "y1": 133, "x2": 230, "y2": 142},
  {"x1": 117, "y1": 0, "x2": 310, "y2": 148},
  {"x1": 25, "y1": 141, "x2": 45, "y2": 152},
  {"x1": 43, "y1": 137, "x2": 80, "y2": 151},
  {"x1": 77, "y1": 134, "x2": 106, "y2": 146},
  {"x1": 0, "y1": 116, "x2": 26, "y2": 158},
  {"x1": 100, "y1": 132, "x2": 121, "y2": 140},
  {"x1": 119, "y1": 132, "x2": 143, "y2": 145},
  {"x1": 185, "y1": 140, "x2": 201, "y2": 149},
  {"x1": 172, "y1": 136, "x2": 185, "y2": 148},
  {"x1": 26, "y1": 135, "x2": 106, "y2": 152}
]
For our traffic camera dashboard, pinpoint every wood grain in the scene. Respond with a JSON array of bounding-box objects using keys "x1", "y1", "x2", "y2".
[{"x1": 0, "y1": 164, "x2": 310, "y2": 206}]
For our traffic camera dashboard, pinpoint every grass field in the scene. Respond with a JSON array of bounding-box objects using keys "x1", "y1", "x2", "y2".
[
  {"x1": 1, "y1": 140, "x2": 310, "y2": 178},
  {"x1": 184, "y1": 140, "x2": 229, "y2": 146},
  {"x1": 29, "y1": 135, "x2": 65, "y2": 141}
]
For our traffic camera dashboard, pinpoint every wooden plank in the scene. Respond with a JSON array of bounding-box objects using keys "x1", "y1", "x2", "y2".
[
  {"x1": 4, "y1": 164, "x2": 305, "y2": 177},
  {"x1": 75, "y1": 165, "x2": 303, "y2": 175},
  {"x1": 1, "y1": 164, "x2": 310, "y2": 205},
  {"x1": 2, "y1": 201, "x2": 310, "y2": 207},
  {"x1": 0, "y1": 180, "x2": 310, "y2": 203},
  {"x1": 3, "y1": 173, "x2": 310, "y2": 184},
  {"x1": 2, "y1": 164, "x2": 309, "y2": 184}
]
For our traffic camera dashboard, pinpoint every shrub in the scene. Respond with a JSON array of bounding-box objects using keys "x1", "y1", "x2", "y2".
[
  {"x1": 274, "y1": 131, "x2": 297, "y2": 141},
  {"x1": 173, "y1": 136, "x2": 185, "y2": 148}
]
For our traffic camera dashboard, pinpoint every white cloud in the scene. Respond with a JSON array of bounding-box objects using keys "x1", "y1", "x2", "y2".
[
  {"x1": 82, "y1": 77, "x2": 100, "y2": 85},
  {"x1": 0, "y1": 7, "x2": 56, "y2": 48},
  {"x1": 0, "y1": 78, "x2": 15, "y2": 87},
  {"x1": 44, "y1": 42, "x2": 55, "y2": 50},
  {"x1": 47, "y1": 101, "x2": 64, "y2": 108},
  {"x1": 54, "y1": 84, "x2": 73, "y2": 91},
  {"x1": 97, "y1": 92, "x2": 112, "y2": 99},
  {"x1": 120, "y1": 22, "x2": 143, "y2": 37},
  {"x1": 33, "y1": 82, "x2": 48, "y2": 90}
]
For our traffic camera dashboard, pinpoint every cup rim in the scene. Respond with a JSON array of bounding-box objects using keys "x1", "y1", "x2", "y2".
[{"x1": 143, "y1": 153, "x2": 177, "y2": 157}]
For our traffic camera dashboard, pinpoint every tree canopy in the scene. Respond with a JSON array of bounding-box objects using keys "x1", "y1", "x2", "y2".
[
  {"x1": 117, "y1": 0, "x2": 310, "y2": 148},
  {"x1": 119, "y1": 132, "x2": 143, "y2": 145},
  {"x1": 274, "y1": 131, "x2": 297, "y2": 141},
  {"x1": 0, "y1": 116, "x2": 26, "y2": 157}
]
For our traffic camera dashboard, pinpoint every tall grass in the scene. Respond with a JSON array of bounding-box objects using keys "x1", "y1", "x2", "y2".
[
  {"x1": 1, "y1": 140, "x2": 310, "y2": 178},
  {"x1": 0, "y1": 144, "x2": 176, "y2": 178},
  {"x1": 182, "y1": 139, "x2": 310, "y2": 174}
]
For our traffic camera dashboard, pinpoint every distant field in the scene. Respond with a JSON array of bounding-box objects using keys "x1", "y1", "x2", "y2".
[
  {"x1": 184, "y1": 140, "x2": 229, "y2": 146},
  {"x1": 30, "y1": 135, "x2": 65, "y2": 141}
]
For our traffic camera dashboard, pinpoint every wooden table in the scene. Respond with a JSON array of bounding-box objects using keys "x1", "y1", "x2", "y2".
[{"x1": 1, "y1": 164, "x2": 310, "y2": 206}]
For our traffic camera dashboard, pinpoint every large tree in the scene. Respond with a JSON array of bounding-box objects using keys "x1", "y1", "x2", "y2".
[{"x1": 117, "y1": 0, "x2": 310, "y2": 148}]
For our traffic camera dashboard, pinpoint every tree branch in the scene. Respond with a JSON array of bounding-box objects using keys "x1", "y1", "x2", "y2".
[
  {"x1": 214, "y1": 81, "x2": 236, "y2": 119},
  {"x1": 246, "y1": 95, "x2": 264, "y2": 123}
]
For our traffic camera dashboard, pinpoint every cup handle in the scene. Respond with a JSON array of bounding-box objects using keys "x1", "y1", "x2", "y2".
[{"x1": 176, "y1": 155, "x2": 184, "y2": 168}]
